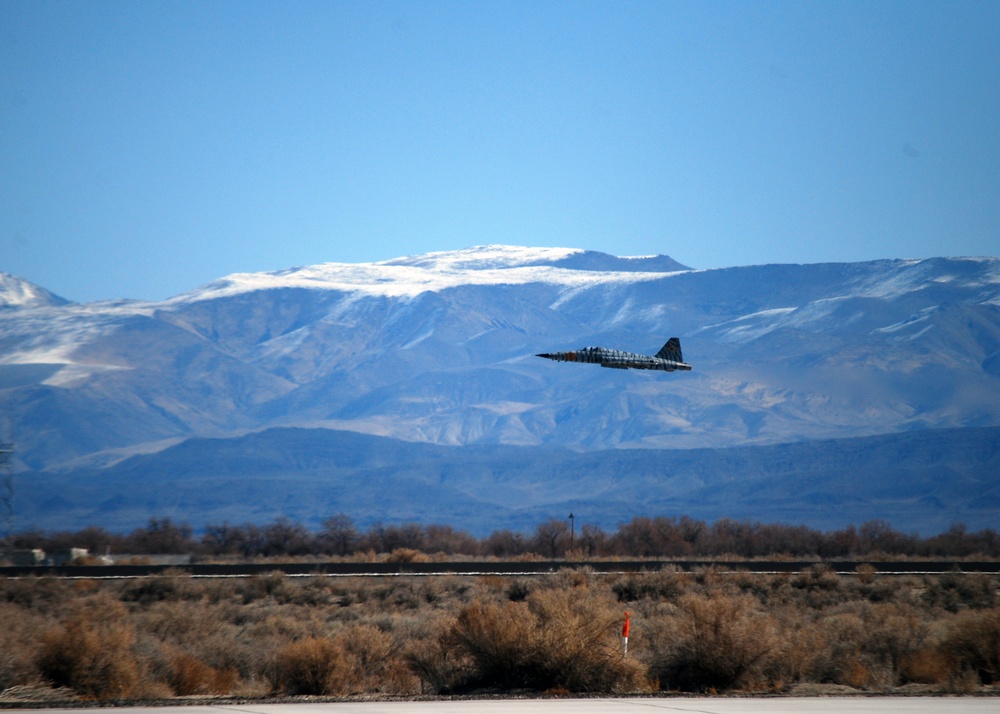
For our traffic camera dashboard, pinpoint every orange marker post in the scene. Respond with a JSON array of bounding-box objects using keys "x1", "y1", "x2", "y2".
[{"x1": 621, "y1": 611, "x2": 630, "y2": 657}]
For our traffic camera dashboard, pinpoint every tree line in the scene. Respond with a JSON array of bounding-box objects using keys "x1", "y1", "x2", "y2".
[{"x1": 5, "y1": 515, "x2": 999, "y2": 559}]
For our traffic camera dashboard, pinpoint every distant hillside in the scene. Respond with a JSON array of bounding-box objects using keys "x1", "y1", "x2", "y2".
[{"x1": 15, "y1": 425, "x2": 1000, "y2": 535}]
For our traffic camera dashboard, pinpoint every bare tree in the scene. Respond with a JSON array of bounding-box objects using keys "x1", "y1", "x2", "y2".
[
  {"x1": 319, "y1": 514, "x2": 359, "y2": 556},
  {"x1": 531, "y1": 519, "x2": 570, "y2": 558},
  {"x1": 126, "y1": 518, "x2": 195, "y2": 554},
  {"x1": 578, "y1": 523, "x2": 608, "y2": 557},
  {"x1": 482, "y1": 529, "x2": 527, "y2": 557}
]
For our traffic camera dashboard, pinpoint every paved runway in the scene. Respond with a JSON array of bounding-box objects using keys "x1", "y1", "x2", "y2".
[{"x1": 7, "y1": 699, "x2": 999, "y2": 714}]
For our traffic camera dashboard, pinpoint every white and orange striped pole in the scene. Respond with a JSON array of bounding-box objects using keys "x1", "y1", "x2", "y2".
[{"x1": 621, "y1": 611, "x2": 630, "y2": 657}]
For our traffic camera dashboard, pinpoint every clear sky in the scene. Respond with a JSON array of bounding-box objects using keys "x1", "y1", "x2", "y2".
[{"x1": 2, "y1": 1, "x2": 998, "y2": 303}]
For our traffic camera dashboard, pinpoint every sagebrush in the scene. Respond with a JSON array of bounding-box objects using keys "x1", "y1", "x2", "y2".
[{"x1": 0, "y1": 567, "x2": 998, "y2": 699}]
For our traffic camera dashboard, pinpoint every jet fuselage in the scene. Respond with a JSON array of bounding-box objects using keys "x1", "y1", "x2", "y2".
[{"x1": 536, "y1": 338, "x2": 692, "y2": 372}]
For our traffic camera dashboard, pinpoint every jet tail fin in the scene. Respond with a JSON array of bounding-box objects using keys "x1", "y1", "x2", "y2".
[{"x1": 655, "y1": 337, "x2": 683, "y2": 363}]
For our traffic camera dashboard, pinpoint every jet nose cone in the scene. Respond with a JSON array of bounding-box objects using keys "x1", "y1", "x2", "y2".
[{"x1": 537, "y1": 353, "x2": 552, "y2": 359}]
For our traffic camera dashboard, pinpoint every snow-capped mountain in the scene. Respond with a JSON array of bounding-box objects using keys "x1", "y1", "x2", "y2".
[
  {"x1": 0, "y1": 272, "x2": 69, "y2": 310},
  {"x1": 2, "y1": 246, "x2": 999, "y2": 533}
]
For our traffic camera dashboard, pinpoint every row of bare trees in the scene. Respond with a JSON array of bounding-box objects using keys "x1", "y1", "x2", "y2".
[{"x1": 6, "y1": 515, "x2": 999, "y2": 560}]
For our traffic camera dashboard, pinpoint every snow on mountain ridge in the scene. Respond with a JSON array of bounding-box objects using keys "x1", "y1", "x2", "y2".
[
  {"x1": 852, "y1": 257, "x2": 1000, "y2": 299},
  {"x1": 173, "y1": 246, "x2": 686, "y2": 303},
  {"x1": 0, "y1": 272, "x2": 69, "y2": 309},
  {"x1": 4, "y1": 250, "x2": 999, "y2": 371},
  {"x1": 692, "y1": 257, "x2": 1000, "y2": 343},
  {"x1": 382, "y1": 245, "x2": 584, "y2": 269},
  {"x1": 0, "y1": 297, "x2": 168, "y2": 371},
  {"x1": 0, "y1": 246, "x2": 688, "y2": 375}
]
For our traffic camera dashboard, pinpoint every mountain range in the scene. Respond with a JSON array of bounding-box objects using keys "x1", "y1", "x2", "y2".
[{"x1": 2, "y1": 245, "x2": 999, "y2": 535}]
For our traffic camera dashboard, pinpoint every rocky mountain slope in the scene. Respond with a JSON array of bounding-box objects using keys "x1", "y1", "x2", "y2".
[{"x1": 2, "y1": 246, "x2": 999, "y2": 533}]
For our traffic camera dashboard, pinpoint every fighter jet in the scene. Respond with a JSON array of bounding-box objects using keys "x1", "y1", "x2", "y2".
[{"x1": 536, "y1": 337, "x2": 692, "y2": 372}]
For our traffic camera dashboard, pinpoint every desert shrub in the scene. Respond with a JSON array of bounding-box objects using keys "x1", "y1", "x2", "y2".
[
  {"x1": 0, "y1": 576, "x2": 70, "y2": 613},
  {"x1": 922, "y1": 572, "x2": 997, "y2": 612},
  {"x1": 448, "y1": 600, "x2": 537, "y2": 689},
  {"x1": 267, "y1": 626, "x2": 415, "y2": 696},
  {"x1": 855, "y1": 563, "x2": 877, "y2": 585},
  {"x1": 766, "y1": 612, "x2": 828, "y2": 689},
  {"x1": 525, "y1": 587, "x2": 646, "y2": 692},
  {"x1": 167, "y1": 650, "x2": 238, "y2": 695},
  {"x1": 385, "y1": 583, "x2": 422, "y2": 610},
  {"x1": 728, "y1": 571, "x2": 779, "y2": 603},
  {"x1": 862, "y1": 605, "x2": 931, "y2": 685},
  {"x1": 339, "y1": 624, "x2": 416, "y2": 694},
  {"x1": 937, "y1": 607, "x2": 1000, "y2": 685},
  {"x1": 140, "y1": 602, "x2": 262, "y2": 682},
  {"x1": 646, "y1": 592, "x2": 777, "y2": 692},
  {"x1": 0, "y1": 601, "x2": 50, "y2": 690},
  {"x1": 268, "y1": 636, "x2": 349, "y2": 695},
  {"x1": 240, "y1": 571, "x2": 289, "y2": 604},
  {"x1": 138, "y1": 598, "x2": 274, "y2": 682},
  {"x1": 445, "y1": 587, "x2": 648, "y2": 693},
  {"x1": 794, "y1": 564, "x2": 839, "y2": 587},
  {"x1": 242, "y1": 610, "x2": 319, "y2": 648},
  {"x1": 195, "y1": 577, "x2": 240, "y2": 605},
  {"x1": 428, "y1": 575, "x2": 471, "y2": 605},
  {"x1": 690, "y1": 565, "x2": 726, "y2": 588},
  {"x1": 611, "y1": 568, "x2": 689, "y2": 603},
  {"x1": 35, "y1": 598, "x2": 142, "y2": 699},
  {"x1": 0, "y1": 647, "x2": 25, "y2": 692},
  {"x1": 405, "y1": 615, "x2": 474, "y2": 694},
  {"x1": 387, "y1": 548, "x2": 429, "y2": 563},
  {"x1": 136, "y1": 600, "x2": 245, "y2": 658},
  {"x1": 899, "y1": 646, "x2": 951, "y2": 685},
  {"x1": 849, "y1": 576, "x2": 905, "y2": 605},
  {"x1": 5, "y1": 565, "x2": 998, "y2": 699},
  {"x1": 801, "y1": 610, "x2": 876, "y2": 687},
  {"x1": 281, "y1": 577, "x2": 338, "y2": 607},
  {"x1": 791, "y1": 602, "x2": 930, "y2": 689},
  {"x1": 199, "y1": 634, "x2": 262, "y2": 681},
  {"x1": 506, "y1": 579, "x2": 531, "y2": 602},
  {"x1": 121, "y1": 576, "x2": 181, "y2": 605},
  {"x1": 792, "y1": 565, "x2": 840, "y2": 591}
]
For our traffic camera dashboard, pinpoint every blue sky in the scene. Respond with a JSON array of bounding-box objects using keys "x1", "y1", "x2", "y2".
[{"x1": 2, "y1": 1, "x2": 998, "y2": 303}]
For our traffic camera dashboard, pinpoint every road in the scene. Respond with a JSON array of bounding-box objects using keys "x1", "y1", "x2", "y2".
[
  {"x1": 2, "y1": 560, "x2": 999, "y2": 578},
  {"x1": 5, "y1": 699, "x2": 999, "y2": 714}
]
